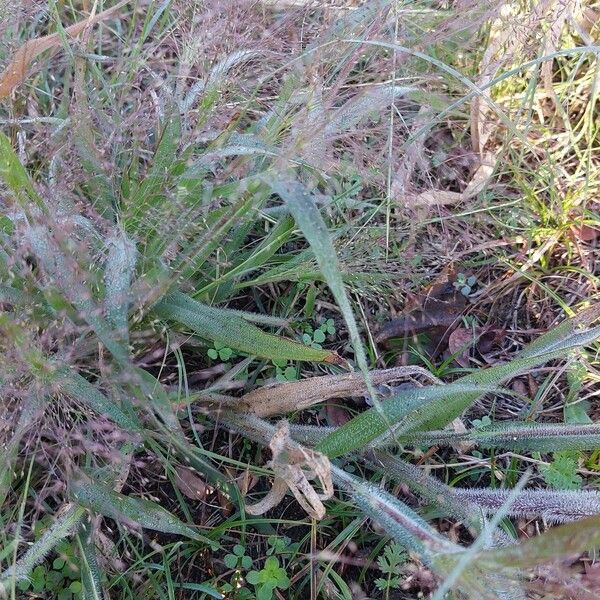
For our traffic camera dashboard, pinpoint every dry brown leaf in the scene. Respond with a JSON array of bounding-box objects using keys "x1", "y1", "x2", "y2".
[
  {"x1": 235, "y1": 469, "x2": 258, "y2": 496},
  {"x1": 245, "y1": 420, "x2": 333, "y2": 520},
  {"x1": 462, "y1": 153, "x2": 496, "y2": 198},
  {"x1": 404, "y1": 153, "x2": 496, "y2": 210},
  {"x1": 324, "y1": 399, "x2": 352, "y2": 427},
  {"x1": 174, "y1": 466, "x2": 210, "y2": 501},
  {"x1": 477, "y1": 328, "x2": 505, "y2": 355},
  {"x1": 511, "y1": 378, "x2": 528, "y2": 398},
  {"x1": 570, "y1": 223, "x2": 600, "y2": 242},
  {"x1": 239, "y1": 366, "x2": 439, "y2": 417},
  {"x1": 406, "y1": 190, "x2": 463, "y2": 208},
  {"x1": 447, "y1": 327, "x2": 473, "y2": 367},
  {"x1": 217, "y1": 490, "x2": 234, "y2": 517},
  {"x1": 376, "y1": 283, "x2": 466, "y2": 346},
  {"x1": 0, "y1": 0, "x2": 130, "y2": 98}
]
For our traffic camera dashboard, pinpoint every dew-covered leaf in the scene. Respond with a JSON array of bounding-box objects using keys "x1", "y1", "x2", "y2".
[
  {"x1": 318, "y1": 311, "x2": 600, "y2": 458},
  {"x1": 54, "y1": 368, "x2": 141, "y2": 432},
  {"x1": 70, "y1": 476, "x2": 217, "y2": 548},
  {"x1": 154, "y1": 291, "x2": 342, "y2": 364}
]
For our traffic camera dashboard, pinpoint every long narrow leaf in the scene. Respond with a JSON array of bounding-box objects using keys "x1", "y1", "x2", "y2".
[
  {"x1": 331, "y1": 465, "x2": 458, "y2": 558},
  {"x1": 27, "y1": 224, "x2": 130, "y2": 364},
  {"x1": 0, "y1": 387, "x2": 46, "y2": 507},
  {"x1": 400, "y1": 422, "x2": 600, "y2": 452},
  {"x1": 76, "y1": 520, "x2": 105, "y2": 600},
  {"x1": 70, "y1": 476, "x2": 217, "y2": 548},
  {"x1": 0, "y1": 131, "x2": 46, "y2": 214},
  {"x1": 55, "y1": 368, "x2": 141, "y2": 432},
  {"x1": 0, "y1": 506, "x2": 86, "y2": 584},
  {"x1": 104, "y1": 231, "x2": 137, "y2": 343},
  {"x1": 452, "y1": 487, "x2": 600, "y2": 523},
  {"x1": 269, "y1": 178, "x2": 380, "y2": 408},
  {"x1": 154, "y1": 291, "x2": 343, "y2": 363},
  {"x1": 317, "y1": 318, "x2": 600, "y2": 458}
]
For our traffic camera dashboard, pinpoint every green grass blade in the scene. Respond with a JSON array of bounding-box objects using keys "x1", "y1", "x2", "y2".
[
  {"x1": 54, "y1": 368, "x2": 141, "y2": 432},
  {"x1": 317, "y1": 320, "x2": 600, "y2": 458},
  {"x1": 104, "y1": 231, "x2": 137, "y2": 343},
  {"x1": 70, "y1": 475, "x2": 217, "y2": 548},
  {"x1": 317, "y1": 383, "x2": 495, "y2": 458},
  {"x1": 124, "y1": 111, "x2": 182, "y2": 234},
  {"x1": 401, "y1": 422, "x2": 600, "y2": 452},
  {"x1": 0, "y1": 506, "x2": 86, "y2": 584},
  {"x1": 193, "y1": 214, "x2": 295, "y2": 298},
  {"x1": 27, "y1": 224, "x2": 130, "y2": 364},
  {"x1": 268, "y1": 177, "x2": 380, "y2": 403},
  {"x1": 476, "y1": 513, "x2": 600, "y2": 570},
  {"x1": 76, "y1": 519, "x2": 105, "y2": 600},
  {"x1": 452, "y1": 487, "x2": 600, "y2": 524},
  {"x1": 170, "y1": 193, "x2": 257, "y2": 285},
  {"x1": 128, "y1": 367, "x2": 181, "y2": 432},
  {"x1": 0, "y1": 131, "x2": 47, "y2": 215},
  {"x1": 0, "y1": 387, "x2": 45, "y2": 508},
  {"x1": 331, "y1": 465, "x2": 458, "y2": 558},
  {"x1": 154, "y1": 291, "x2": 343, "y2": 363}
]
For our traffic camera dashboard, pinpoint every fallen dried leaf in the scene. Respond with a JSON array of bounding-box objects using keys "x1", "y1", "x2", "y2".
[
  {"x1": 218, "y1": 490, "x2": 234, "y2": 517},
  {"x1": 511, "y1": 378, "x2": 528, "y2": 398},
  {"x1": 447, "y1": 327, "x2": 473, "y2": 367},
  {"x1": 376, "y1": 276, "x2": 466, "y2": 346},
  {"x1": 477, "y1": 328, "x2": 505, "y2": 355},
  {"x1": 462, "y1": 153, "x2": 496, "y2": 198},
  {"x1": 569, "y1": 223, "x2": 600, "y2": 242},
  {"x1": 404, "y1": 154, "x2": 496, "y2": 210},
  {"x1": 174, "y1": 466, "x2": 210, "y2": 501},
  {"x1": 0, "y1": 0, "x2": 130, "y2": 98},
  {"x1": 405, "y1": 190, "x2": 463, "y2": 208},
  {"x1": 239, "y1": 366, "x2": 438, "y2": 417},
  {"x1": 245, "y1": 420, "x2": 333, "y2": 519},
  {"x1": 235, "y1": 469, "x2": 258, "y2": 496},
  {"x1": 325, "y1": 400, "x2": 352, "y2": 427}
]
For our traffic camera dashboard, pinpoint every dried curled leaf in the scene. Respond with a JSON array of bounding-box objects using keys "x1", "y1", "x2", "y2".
[
  {"x1": 239, "y1": 366, "x2": 438, "y2": 417},
  {"x1": 245, "y1": 421, "x2": 333, "y2": 520},
  {"x1": 0, "y1": 0, "x2": 130, "y2": 98}
]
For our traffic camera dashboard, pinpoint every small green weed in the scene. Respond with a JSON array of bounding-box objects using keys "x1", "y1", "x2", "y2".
[
  {"x1": 272, "y1": 358, "x2": 298, "y2": 382},
  {"x1": 453, "y1": 273, "x2": 477, "y2": 297},
  {"x1": 246, "y1": 556, "x2": 290, "y2": 600},
  {"x1": 374, "y1": 541, "x2": 407, "y2": 598},
  {"x1": 539, "y1": 451, "x2": 582, "y2": 491},
  {"x1": 16, "y1": 518, "x2": 83, "y2": 599},
  {"x1": 207, "y1": 341, "x2": 239, "y2": 362},
  {"x1": 472, "y1": 415, "x2": 492, "y2": 429},
  {"x1": 301, "y1": 319, "x2": 337, "y2": 349}
]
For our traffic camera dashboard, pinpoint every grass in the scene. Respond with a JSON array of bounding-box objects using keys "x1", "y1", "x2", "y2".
[{"x1": 0, "y1": 1, "x2": 599, "y2": 599}]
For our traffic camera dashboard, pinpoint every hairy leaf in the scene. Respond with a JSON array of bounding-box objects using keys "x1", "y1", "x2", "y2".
[
  {"x1": 0, "y1": 506, "x2": 86, "y2": 584},
  {"x1": 154, "y1": 291, "x2": 342, "y2": 363},
  {"x1": 317, "y1": 315, "x2": 600, "y2": 458},
  {"x1": 70, "y1": 476, "x2": 216, "y2": 548},
  {"x1": 76, "y1": 520, "x2": 105, "y2": 600},
  {"x1": 104, "y1": 231, "x2": 137, "y2": 343},
  {"x1": 54, "y1": 368, "x2": 141, "y2": 432},
  {"x1": 398, "y1": 422, "x2": 600, "y2": 452}
]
